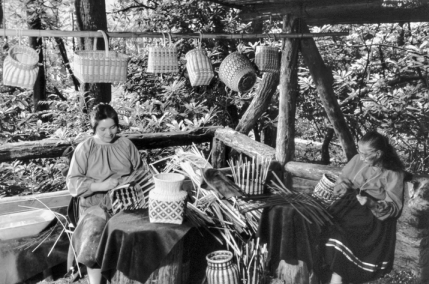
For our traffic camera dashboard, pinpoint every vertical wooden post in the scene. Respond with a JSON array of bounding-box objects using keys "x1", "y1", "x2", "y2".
[
  {"x1": 211, "y1": 137, "x2": 226, "y2": 169},
  {"x1": 276, "y1": 15, "x2": 299, "y2": 187},
  {"x1": 299, "y1": 19, "x2": 357, "y2": 161}
]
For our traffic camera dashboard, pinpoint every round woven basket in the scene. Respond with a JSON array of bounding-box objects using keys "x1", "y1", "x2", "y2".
[
  {"x1": 219, "y1": 52, "x2": 256, "y2": 93},
  {"x1": 255, "y1": 46, "x2": 280, "y2": 73},
  {"x1": 312, "y1": 173, "x2": 339, "y2": 206},
  {"x1": 3, "y1": 45, "x2": 39, "y2": 89}
]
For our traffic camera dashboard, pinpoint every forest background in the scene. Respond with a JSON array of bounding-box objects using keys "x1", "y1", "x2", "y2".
[{"x1": 1, "y1": 0, "x2": 429, "y2": 198}]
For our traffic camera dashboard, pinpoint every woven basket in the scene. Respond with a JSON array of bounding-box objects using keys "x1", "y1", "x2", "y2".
[
  {"x1": 149, "y1": 173, "x2": 187, "y2": 224},
  {"x1": 110, "y1": 185, "x2": 144, "y2": 215},
  {"x1": 255, "y1": 46, "x2": 280, "y2": 73},
  {"x1": 312, "y1": 173, "x2": 339, "y2": 207},
  {"x1": 147, "y1": 33, "x2": 179, "y2": 74},
  {"x1": 219, "y1": 52, "x2": 256, "y2": 93},
  {"x1": 3, "y1": 45, "x2": 39, "y2": 89},
  {"x1": 186, "y1": 48, "x2": 214, "y2": 86},
  {"x1": 72, "y1": 30, "x2": 129, "y2": 83}
]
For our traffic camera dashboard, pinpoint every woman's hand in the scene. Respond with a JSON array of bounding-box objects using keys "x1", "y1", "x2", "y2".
[
  {"x1": 91, "y1": 178, "x2": 119, "y2": 192},
  {"x1": 356, "y1": 194, "x2": 377, "y2": 209},
  {"x1": 333, "y1": 179, "x2": 352, "y2": 197}
]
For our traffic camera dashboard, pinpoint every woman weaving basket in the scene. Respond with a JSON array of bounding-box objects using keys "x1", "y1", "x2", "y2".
[
  {"x1": 66, "y1": 104, "x2": 149, "y2": 284},
  {"x1": 325, "y1": 131, "x2": 405, "y2": 284}
]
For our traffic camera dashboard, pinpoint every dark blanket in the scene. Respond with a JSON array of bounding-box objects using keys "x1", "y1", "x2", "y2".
[
  {"x1": 96, "y1": 208, "x2": 192, "y2": 283},
  {"x1": 257, "y1": 204, "x2": 324, "y2": 277}
]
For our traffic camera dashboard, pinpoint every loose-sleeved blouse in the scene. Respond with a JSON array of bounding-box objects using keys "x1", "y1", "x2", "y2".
[
  {"x1": 339, "y1": 154, "x2": 404, "y2": 220},
  {"x1": 66, "y1": 136, "x2": 142, "y2": 213}
]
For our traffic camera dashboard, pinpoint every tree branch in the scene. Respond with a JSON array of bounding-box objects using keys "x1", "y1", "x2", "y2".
[{"x1": 108, "y1": 4, "x2": 155, "y2": 14}]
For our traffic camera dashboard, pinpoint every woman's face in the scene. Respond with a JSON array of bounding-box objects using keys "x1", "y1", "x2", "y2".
[
  {"x1": 358, "y1": 141, "x2": 380, "y2": 166},
  {"x1": 95, "y1": 118, "x2": 118, "y2": 143}
]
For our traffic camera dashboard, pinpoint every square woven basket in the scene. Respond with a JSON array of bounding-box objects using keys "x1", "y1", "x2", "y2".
[
  {"x1": 146, "y1": 33, "x2": 179, "y2": 74},
  {"x1": 72, "y1": 30, "x2": 129, "y2": 83},
  {"x1": 148, "y1": 198, "x2": 187, "y2": 224},
  {"x1": 185, "y1": 48, "x2": 214, "y2": 86},
  {"x1": 255, "y1": 45, "x2": 280, "y2": 73}
]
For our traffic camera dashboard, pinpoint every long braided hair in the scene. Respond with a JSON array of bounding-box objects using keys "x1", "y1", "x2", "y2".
[{"x1": 360, "y1": 131, "x2": 404, "y2": 172}]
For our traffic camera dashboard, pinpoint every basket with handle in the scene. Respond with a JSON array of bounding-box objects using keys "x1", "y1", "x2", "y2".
[
  {"x1": 147, "y1": 33, "x2": 179, "y2": 74},
  {"x1": 185, "y1": 33, "x2": 214, "y2": 86},
  {"x1": 219, "y1": 52, "x2": 256, "y2": 93},
  {"x1": 72, "y1": 30, "x2": 129, "y2": 83},
  {"x1": 3, "y1": 44, "x2": 39, "y2": 89},
  {"x1": 255, "y1": 38, "x2": 280, "y2": 73}
]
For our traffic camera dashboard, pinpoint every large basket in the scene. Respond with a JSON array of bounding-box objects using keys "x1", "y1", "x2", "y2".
[
  {"x1": 312, "y1": 173, "x2": 339, "y2": 207},
  {"x1": 3, "y1": 45, "x2": 39, "y2": 89},
  {"x1": 186, "y1": 48, "x2": 214, "y2": 86},
  {"x1": 255, "y1": 45, "x2": 280, "y2": 73},
  {"x1": 149, "y1": 173, "x2": 187, "y2": 224},
  {"x1": 147, "y1": 33, "x2": 179, "y2": 74},
  {"x1": 72, "y1": 30, "x2": 129, "y2": 83},
  {"x1": 219, "y1": 52, "x2": 256, "y2": 93}
]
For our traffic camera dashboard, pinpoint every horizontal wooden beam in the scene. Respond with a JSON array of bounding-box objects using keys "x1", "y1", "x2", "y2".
[
  {"x1": 240, "y1": 2, "x2": 429, "y2": 25},
  {"x1": 0, "y1": 29, "x2": 348, "y2": 39},
  {"x1": 0, "y1": 126, "x2": 220, "y2": 162}
]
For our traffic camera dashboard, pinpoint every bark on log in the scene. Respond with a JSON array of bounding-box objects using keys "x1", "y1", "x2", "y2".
[
  {"x1": 299, "y1": 19, "x2": 357, "y2": 161},
  {"x1": 214, "y1": 127, "x2": 276, "y2": 161},
  {"x1": 235, "y1": 72, "x2": 279, "y2": 135},
  {"x1": 0, "y1": 127, "x2": 220, "y2": 162},
  {"x1": 276, "y1": 15, "x2": 299, "y2": 172},
  {"x1": 240, "y1": 2, "x2": 429, "y2": 25}
]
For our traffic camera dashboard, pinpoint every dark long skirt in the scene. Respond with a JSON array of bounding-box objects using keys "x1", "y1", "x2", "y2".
[{"x1": 325, "y1": 191, "x2": 398, "y2": 283}]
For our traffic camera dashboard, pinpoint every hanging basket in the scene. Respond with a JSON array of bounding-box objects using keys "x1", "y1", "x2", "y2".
[
  {"x1": 147, "y1": 33, "x2": 179, "y2": 74},
  {"x1": 186, "y1": 49, "x2": 214, "y2": 86},
  {"x1": 312, "y1": 173, "x2": 339, "y2": 207},
  {"x1": 72, "y1": 30, "x2": 129, "y2": 83},
  {"x1": 219, "y1": 52, "x2": 256, "y2": 93},
  {"x1": 3, "y1": 45, "x2": 39, "y2": 89},
  {"x1": 255, "y1": 45, "x2": 280, "y2": 73}
]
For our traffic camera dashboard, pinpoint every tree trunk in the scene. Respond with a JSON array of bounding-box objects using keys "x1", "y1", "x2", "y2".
[
  {"x1": 235, "y1": 72, "x2": 279, "y2": 135},
  {"x1": 27, "y1": 1, "x2": 46, "y2": 112},
  {"x1": 54, "y1": 37, "x2": 80, "y2": 91},
  {"x1": 321, "y1": 128, "x2": 334, "y2": 165},
  {"x1": 276, "y1": 15, "x2": 299, "y2": 179},
  {"x1": 299, "y1": 19, "x2": 357, "y2": 161},
  {"x1": 75, "y1": 0, "x2": 111, "y2": 109}
]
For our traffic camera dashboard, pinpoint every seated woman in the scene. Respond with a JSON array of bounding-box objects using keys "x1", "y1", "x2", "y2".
[
  {"x1": 66, "y1": 104, "x2": 148, "y2": 284},
  {"x1": 325, "y1": 131, "x2": 405, "y2": 284}
]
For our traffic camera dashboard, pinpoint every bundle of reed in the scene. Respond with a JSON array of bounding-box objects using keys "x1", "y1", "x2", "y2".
[
  {"x1": 228, "y1": 155, "x2": 270, "y2": 196},
  {"x1": 242, "y1": 173, "x2": 333, "y2": 230},
  {"x1": 236, "y1": 237, "x2": 270, "y2": 284}
]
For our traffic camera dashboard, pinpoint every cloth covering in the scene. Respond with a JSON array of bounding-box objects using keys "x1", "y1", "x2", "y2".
[
  {"x1": 96, "y1": 209, "x2": 192, "y2": 283},
  {"x1": 257, "y1": 204, "x2": 323, "y2": 277}
]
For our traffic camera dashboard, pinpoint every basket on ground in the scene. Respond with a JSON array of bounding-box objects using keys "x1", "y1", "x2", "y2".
[
  {"x1": 255, "y1": 45, "x2": 280, "y2": 73},
  {"x1": 147, "y1": 33, "x2": 179, "y2": 74},
  {"x1": 219, "y1": 52, "x2": 256, "y2": 93},
  {"x1": 312, "y1": 173, "x2": 339, "y2": 207},
  {"x1": 72, "y1": 30, "x2": 129, "y2": 83},
  {"x1": 3, "y1": 45, "x2": 39, "y2": 89},
  {"x1": 186, "y1": 48, "x2": 214, "y2": 86},
  {"x1": 149, "y1": 173, "x2": 187, "y2": 224}
]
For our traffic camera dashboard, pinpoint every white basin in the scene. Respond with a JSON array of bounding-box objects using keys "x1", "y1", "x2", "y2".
[{"x1": 0, "y1": 209, "x2": 56, "y2": 241}]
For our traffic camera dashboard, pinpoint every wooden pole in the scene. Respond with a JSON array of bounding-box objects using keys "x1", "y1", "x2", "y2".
[
  {"x1": 299, "y1": 19, "x2": 357, "y2": 161},
  {"x1": 0, "y1": 29, "x2": 348, "y2": 39}
]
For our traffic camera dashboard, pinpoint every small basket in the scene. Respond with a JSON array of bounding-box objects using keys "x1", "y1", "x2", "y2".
[
  {"x1": 3, "y1": 45, "x2": 39, "y2": 89},
  {"x1": 312, "y1": 173, "x2": 339, "y2": 207},
  {"x1": 219, "y1": 52, "x2": 256, "y2": 93},
  {"x1": 255, "y1": 45, "x2": 280, "y2": 73},
  {"x1": 110, "y1": 185, "x2": 144, "y2": 215},
  {"x1": 72, "y1": 30, "x2": 129, "y2": 83},
  {"x1": 186, "y1": 49, "x2": 214, "y2": 86},
  {"x1": 147, "y1": 33, "x2": 179, "y2": 74}
]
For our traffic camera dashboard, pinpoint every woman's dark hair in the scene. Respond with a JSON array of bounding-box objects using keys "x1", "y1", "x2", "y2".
[
  {"x1": 360, "y1": 131, "x2": 404, "y2": 172},
  {"x1": 90, "y1": 104, "x2": 119, "y2": 132}
]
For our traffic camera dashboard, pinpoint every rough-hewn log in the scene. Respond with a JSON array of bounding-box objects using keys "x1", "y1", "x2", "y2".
[
  {"x1": 235, "y1": 72, "x2": 280, "y2": 135},
  {"x1": 239, "y1": 1, "x2": 429, "y2": 25},
  {"x1": 215, "y1": 127, "x2": 276, "y2": 161},
  {"x1": 0, "y1": 127, "x2": 220, "y2": 162},
  {"x1": 299, "y1": 19, "x2": 357, "y2": 161},
  {"x1": 276, "y1": 15, "x2": 299, "y2": 171}
]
